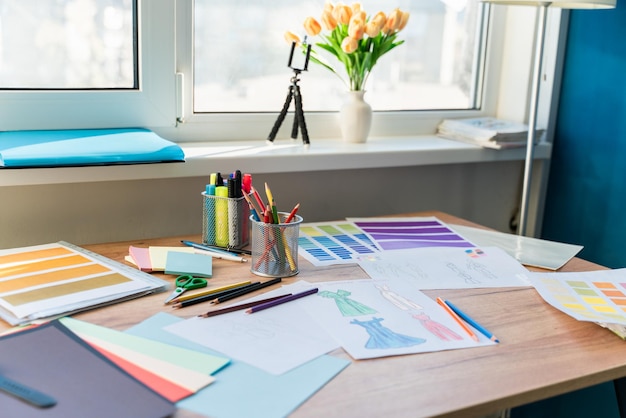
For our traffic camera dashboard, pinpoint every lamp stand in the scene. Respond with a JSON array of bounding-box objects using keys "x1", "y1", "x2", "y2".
[{"x1": 518, "y1": 3, "x2": 548, "y2": 236}]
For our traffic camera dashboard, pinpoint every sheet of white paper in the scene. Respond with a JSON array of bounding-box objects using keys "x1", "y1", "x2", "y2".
[
  {"x1": 524, "y1": 268, "x2": 626, "y2": 326},
  {"x1": 164, "y1": 284, "x2": 339, "y2": 375},
  {"x1": 356, "y1": 246, "x2": 530, "y2": 289},
  {"x1": 295, "y1": 279, "x2": 497, "y2": 360},
  {"x1": 449, "y1": 224, "x2": 583, "y2": 270}
]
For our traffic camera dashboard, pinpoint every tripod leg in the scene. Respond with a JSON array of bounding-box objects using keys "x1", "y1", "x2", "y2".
[
  {"x1": 267, "y1": 86, "x2": 294, "y2": 142},
  {"x1": 291, "y1": 107, "x2": 299, "y2": 139},
  {"x1": 294, "y1": 85, "x2": 310, "y2": 145}
]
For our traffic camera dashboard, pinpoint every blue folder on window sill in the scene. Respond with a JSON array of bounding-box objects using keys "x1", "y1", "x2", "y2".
[{"x1": 0, "y1": 128, "x2": 185, "y2": 168}]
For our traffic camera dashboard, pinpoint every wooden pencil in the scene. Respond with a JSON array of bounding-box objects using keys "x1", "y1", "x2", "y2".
[{"x1": 198, "y1": 294, "x2": 291, "y2": 318}]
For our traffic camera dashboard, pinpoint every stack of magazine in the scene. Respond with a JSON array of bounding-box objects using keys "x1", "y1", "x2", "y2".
[{"x1": 437, "y1": 117, "x2": 543, "y2": 149}]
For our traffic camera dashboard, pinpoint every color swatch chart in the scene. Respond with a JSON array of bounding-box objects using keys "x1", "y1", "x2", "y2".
[
  {"x1": 298, "y1": 221, "x2": 380, "y2": 266},
  {"x1": 527, "y1": 268, "x2": 626, "y2": 326},
  {"x1": 348, "y1": 217, "x2": 475, "y2": 251},
  {"x1": 0, "y1": 241, "x2": 166, "y2": 325}
]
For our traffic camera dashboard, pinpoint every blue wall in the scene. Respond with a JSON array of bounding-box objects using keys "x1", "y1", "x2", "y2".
[
  {"x1": 542, "y1": 3, "x2": 626, "y2": 269},
  {"x1": 515, "y1": 5, "x2": 626, "y2": 417}
]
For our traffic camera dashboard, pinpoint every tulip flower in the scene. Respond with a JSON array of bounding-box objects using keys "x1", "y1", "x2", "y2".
[
  {"x1": 348, "y1": 17, "x2": 365, "y2": 40},
  {"x1": 341, "y1": 37, "x2": 358, "y2": 54},
  {"x1": 303, "y1": 17, "x2": 322, "y2": 37},
  {"x1": 321, "y1": 10, "x2": 338, "y2": 31},
  {"x1": 333, "y1": 3, "x2": 352, "y2": 25},
  {"x1": 292, "y1": 3, "x2": 409, "y2": 91},
  {"x1": 284, "y1": 31, "x2": 301, "y2": 45},
  {"x1": 384, "y1": 8, "x2": 403, "y2": 34},
  {"x1": 364, "y1": 21, "x2": 381, "y2": 38},
  {"x1": 398, "y1": 11, "x2": 410, "y2": 31}
]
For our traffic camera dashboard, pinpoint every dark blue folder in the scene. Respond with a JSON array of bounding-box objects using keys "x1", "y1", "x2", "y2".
[{"x1": 0, "y1": 128, "x2": 185, "y2": 168}]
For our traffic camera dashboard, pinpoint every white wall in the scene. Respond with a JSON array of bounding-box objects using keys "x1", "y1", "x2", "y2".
[{"x1": 0, "y1": 161, "x2": 523, "y2": 248}]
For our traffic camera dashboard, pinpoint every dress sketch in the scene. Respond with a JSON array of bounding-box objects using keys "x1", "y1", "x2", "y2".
[
  {"x1": 318, "y1": 289, "x2": 377, "y2": 316},
  {"x1": 412, "y1": 313, "x2": 462, "y2": 341},
  {"x1": 350, "y1": 317, "x2": 426, "y2": 349},
  {"x1": 375, "y1": 283, "x2": 423, "y2": 311}
]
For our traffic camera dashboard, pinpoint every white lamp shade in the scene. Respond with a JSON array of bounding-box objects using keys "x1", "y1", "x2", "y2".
[{"x1": 480, "y1": 0, "x2": 615, "y2": 8}]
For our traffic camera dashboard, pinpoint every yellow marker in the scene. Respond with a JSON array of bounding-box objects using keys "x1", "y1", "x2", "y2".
[{"x1": 215, "y1": 186, "x2": 229, "y2": 247}]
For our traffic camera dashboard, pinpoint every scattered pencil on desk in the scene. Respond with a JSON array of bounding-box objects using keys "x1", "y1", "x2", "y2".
[
  {"x1": 444, "y1": 299, "x2": 499, "y2": 343},
  {"x1": 436, "y1": 297, "x2": 479, "y2": 342},
  {"x1": 168, "y1": 280, "x2": 251, "y2": 306},
  {"x1": 181, "y1": 240, "x2": 247, "y2": 263},
  {"x1": 199, "y1": 294, "x2": 292, "y2": 318},
  {"x1": 246, "y1": 288, "x2": 318, "y2": 314},
  {"x1": 209, "y1": 278, "x2": 282, "y2": 304},
  {"x1": 171, "y1": 282, "x2": 259, "y2": 308}
]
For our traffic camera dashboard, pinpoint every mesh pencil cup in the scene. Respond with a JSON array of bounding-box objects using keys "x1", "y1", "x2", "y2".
[
  {"x1": 250, "y1": 213, "x2": 302, "y2": 278},
  {"x1": 202, "y1": 192, "x2": 250, "y2": 250}
]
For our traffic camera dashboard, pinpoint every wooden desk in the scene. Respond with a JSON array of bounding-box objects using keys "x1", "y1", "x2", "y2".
[{"x1": 6, "y1": 211, "x2": 626, "y2": 417}]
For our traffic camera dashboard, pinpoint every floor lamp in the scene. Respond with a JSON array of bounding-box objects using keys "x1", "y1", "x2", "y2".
[{"x1": 480, "y1": 0, "x2": 615, "y2": 236}]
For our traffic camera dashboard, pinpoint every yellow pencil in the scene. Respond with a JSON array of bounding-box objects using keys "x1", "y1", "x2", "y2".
[{"x1": 169, "y1": 280, "x2": 251, "y2": 303}]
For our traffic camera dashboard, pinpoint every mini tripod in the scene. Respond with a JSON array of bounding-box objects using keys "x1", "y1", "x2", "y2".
[{"x1": 267, "y1": 42, "x2": 311, "y2": 145}]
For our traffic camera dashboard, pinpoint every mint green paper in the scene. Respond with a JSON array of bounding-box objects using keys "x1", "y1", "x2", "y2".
[
  {"x1": 59, "y1": 317, "x2": 229, "y2": 375},
  {"x1": 125, "y1": 312, "x2": 350, "y2": 418}
]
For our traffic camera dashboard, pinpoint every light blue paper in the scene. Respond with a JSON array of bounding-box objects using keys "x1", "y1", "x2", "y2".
[
  {"x1": 125, "y1": 312, "x2": 350, "y2": 418},
  {"x1": 165, "y1": 252, "x2": 213, "y2": 277},
  {"x1": 0, "y1": 128, "x2": 185, "y2": 167}
]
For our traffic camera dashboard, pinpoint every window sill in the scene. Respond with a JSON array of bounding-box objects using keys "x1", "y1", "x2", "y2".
[{"x1": 0, "y1": 135, "x2": 552, "y2": 187}]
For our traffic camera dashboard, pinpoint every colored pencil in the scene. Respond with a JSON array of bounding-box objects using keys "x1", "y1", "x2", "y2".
[
  {"x1": 242, "y1": 192, "x2": 261, "y2": 222},
  {"x1": 181, "y1": 240, "x2": 247, "y2": 262},
  {"x1": 198, "y1": 294, "x2": 292, "y2": 318},
  {"x1": 246, "y1": 288, "x2": 318, "y2": 314},
  {"x1": 171, "y1": 282, "x2": 261, "y2": 308},
  {"x1": 285, "y1": 203, "x2": 300, "y2": 223},
  {"x1": 436, "y1": 297, "x2": 479, "y2": 342},
  {"x1": 444, "y1": 299, "x2": 499, "y2": 343},
  {"x1": 265, "y1": 182, "x2": 279, "y2": 224},
  {"x1": 250, "y1": 186, "x2": 266, "y2": 213},
  {"x1": 209, "y1": 278, "x2": 282, "y2": 304},
  {"x1": 169, "y1": 280, "x2": 251, "y2": 304}
]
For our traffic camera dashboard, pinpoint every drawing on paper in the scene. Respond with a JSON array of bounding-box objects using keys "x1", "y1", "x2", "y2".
[
  {"x1": 350, "y1": 317, "x2": 426, "y2": 349},
  {"x1": 375, "y1": 283, "x2": 423, "y2": 311},
  {"x1": 412, "y1": 313, "x2": 462, "y2": 341},
  {"x1": 318, "y1": 289, "x2": 377, "y2": 316}
]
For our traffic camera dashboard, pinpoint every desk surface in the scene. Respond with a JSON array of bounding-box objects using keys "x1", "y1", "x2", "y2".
[{"x1": 6, "y1": 211, "x2": 625, "y2": 418}]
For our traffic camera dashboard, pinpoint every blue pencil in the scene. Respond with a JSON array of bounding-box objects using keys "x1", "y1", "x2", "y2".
[{"x1": 444, "y1": 299, "x2": 499, "y2": 343}]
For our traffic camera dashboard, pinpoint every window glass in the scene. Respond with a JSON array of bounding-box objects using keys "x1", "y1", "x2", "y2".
[
  {"x1": 193, "y1": 0, "x2": 484, "y2": 113},
  {"x1": 0, "y1": 0, "x2": 136, "y2": 89}
]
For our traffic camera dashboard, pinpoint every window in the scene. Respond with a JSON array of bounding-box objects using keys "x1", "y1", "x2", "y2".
[
  {"x1": 0, "y1": 0, "x2": 136, "y2": 89},
  {"x1": 193, "y1": 0, "x2": 484, "y2": 113},
  {"x1": 175, "y1": 0, "x2": 495, "y2": 141},
  {"x1": 0, "y1": 0, "x2": 175, "y2": 131},
  {"x1": 0, "y1": 0, "x2": 533, "y2": 142}
]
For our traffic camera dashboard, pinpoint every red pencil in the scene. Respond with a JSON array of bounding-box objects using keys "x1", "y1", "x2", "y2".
[{"x1": 285, "y1": 203, "x2": 300, "y2": 223}]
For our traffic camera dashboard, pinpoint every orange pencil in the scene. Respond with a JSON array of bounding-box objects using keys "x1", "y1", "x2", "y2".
[{"x1": 436, "y1": 297, "x2": 479, "y2": 342}]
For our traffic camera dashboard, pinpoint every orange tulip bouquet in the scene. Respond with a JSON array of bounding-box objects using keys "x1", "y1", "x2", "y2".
[{"x1": 285, "y1": 2, "x2": 410, "y2": 91}]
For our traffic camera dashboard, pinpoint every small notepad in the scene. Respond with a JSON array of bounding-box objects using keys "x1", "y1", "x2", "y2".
[{"x1": 165, "y1": 252, "x2": 213, "y2": 278}]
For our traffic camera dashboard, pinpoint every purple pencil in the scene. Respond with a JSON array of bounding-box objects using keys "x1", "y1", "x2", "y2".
[{"x1": 245, "y1": 287, "x2": 318, "y2": 314}]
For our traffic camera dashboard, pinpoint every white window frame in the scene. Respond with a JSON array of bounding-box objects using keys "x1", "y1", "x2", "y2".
[
  {"x1": 162, "y1": 1, "x2": 510, "y2": 142},
  {"x1": 0, "y1": 0, "x2": 177, "y2": 131},
  {"x1": 0, "y1": 1, "x2": 561, "y2": 145}
]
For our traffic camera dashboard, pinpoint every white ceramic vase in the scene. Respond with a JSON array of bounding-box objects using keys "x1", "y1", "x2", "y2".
[{"x1": 339, "y1": 90, "x2": 372, "y2": 143}]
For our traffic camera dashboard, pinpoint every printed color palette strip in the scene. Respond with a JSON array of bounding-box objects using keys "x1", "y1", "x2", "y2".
[
  {"x1": 0, "y1": 263, "x2": 110, "y2": 293},
  {"x1": 4, "y1": 273, "x2": 132, "y2": 306},
  {"x1": 351, "y1": 218, "x2": 475, "y2": 251}
]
